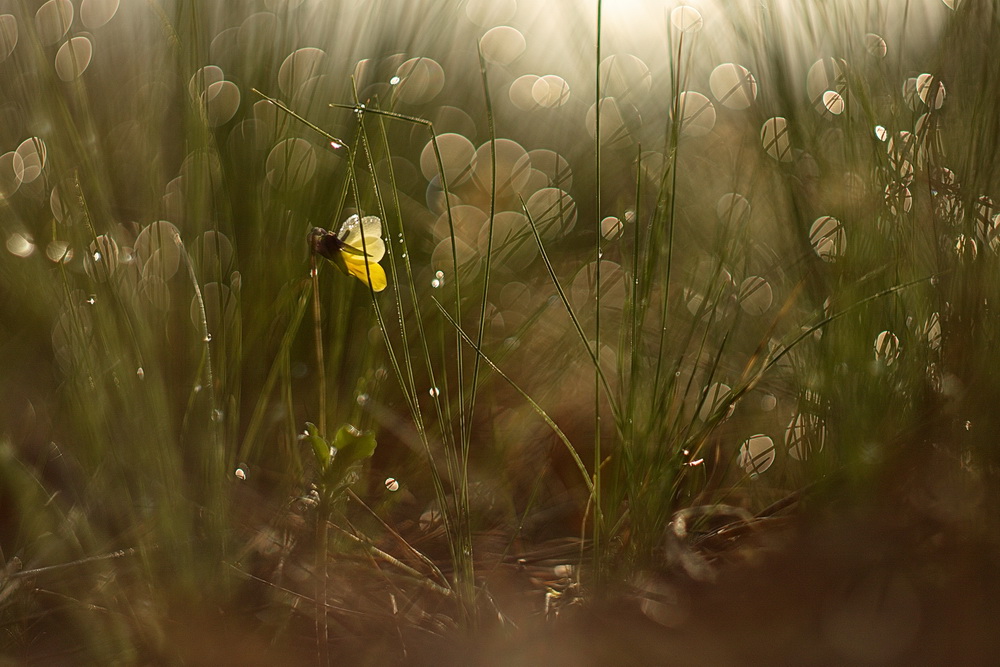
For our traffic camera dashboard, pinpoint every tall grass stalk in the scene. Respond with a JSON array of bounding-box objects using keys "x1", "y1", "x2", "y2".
[{"x1": 592, "y1": 0, "x2": 606, "y2": 587}]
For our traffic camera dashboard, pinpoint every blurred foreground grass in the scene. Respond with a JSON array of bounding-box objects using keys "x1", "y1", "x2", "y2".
[{"x1": 1, "y1": 0, "x2": 1000, "y2": 663}]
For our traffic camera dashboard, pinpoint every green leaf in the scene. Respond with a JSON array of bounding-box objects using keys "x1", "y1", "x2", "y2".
[
  {"x1": 332, "y1": 424, "x2": 377, "y2": 466},
  {"x1": 302, "y1": 422, "x2": 331, "y2": 468},
  {"x1": 324, "y1": 424, "x2": 377, "y2": 487}
]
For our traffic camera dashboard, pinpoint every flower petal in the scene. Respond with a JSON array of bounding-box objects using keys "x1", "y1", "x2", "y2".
[
  {"x1": 338, "y1": 215, "x2": 385, "y2": 261},
  {"x1": 344, "y1": 255, "x2": 387, "y2": 292}
]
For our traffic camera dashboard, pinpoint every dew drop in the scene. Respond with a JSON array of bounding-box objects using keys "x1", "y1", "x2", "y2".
[
  {"x1": 385, "y1": 477, "x2": 399, "y2": 492},
  {"x1": 389, "y1": 76, "x2": 400, "y2": 85},
  {"x1": 136, "y1": 367, "x2": 144, "y2": 380},
  {"x1": 357, "y1": 393, "x2": 369, "y2": 406},
  {"x1": 204, "y1": 334, "x2": 213, "y2": 342},
  {"x1": 235, "y1": 467, "x2": 247, "y2": 480},
  {"x1": 428, "y1": 387, "x2": 440, "y2": 397}
]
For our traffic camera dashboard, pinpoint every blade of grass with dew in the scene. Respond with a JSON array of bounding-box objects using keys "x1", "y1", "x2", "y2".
[
  {"x1": 236, "y1": 280, "x2": 311, "y2": 467},
  {"x1": 464, "y1": 40, "x2": 498, "y2": 507},
  {"x1": 431, "y1": 296, "x2": 593, "y2": 496},
  {"x1": 361, "y1": 123, "x2": 459, "y2": 566},
  {"x1": 593, "y1": 0, "x2": 605, "y2": 581},
  {"x1": 349, "y1": 97, "x2": 466, "y2": 599},
  {"x1": 331, "y1": 101, "x2": 467, "y2": 463},
  {"x1": 518, "y1": 196, "x2": 622, "y2": 428}
]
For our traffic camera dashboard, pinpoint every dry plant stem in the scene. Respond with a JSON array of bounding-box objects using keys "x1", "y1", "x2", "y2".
[
  {"x1": 310, "y1": 263, "x2": 330, "y2": 665},
  {"x1": 346, "y1": 489, "x2": 451, "y2": 590},
  {"x1": 226, "y1": 564, "x2": 372, "y2": 619},
  {"x1": 330, "y1": 520, "x2": 454, "y2": 599},
  {"x1": 6, "y1": 548, "x2": 140, "y2": 581},
  {"x1": 310, "y1": 260, "x2": 327, "y2": 438}
]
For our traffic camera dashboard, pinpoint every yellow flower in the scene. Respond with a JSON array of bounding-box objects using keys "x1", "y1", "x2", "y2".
[{"x1": 310, "y1": 215, "x2": 386, "y2": 292}]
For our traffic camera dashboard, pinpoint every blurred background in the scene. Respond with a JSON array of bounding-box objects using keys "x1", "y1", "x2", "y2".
[{"x1": 1, "y1": 0, "x2": 998, "y2": 663}]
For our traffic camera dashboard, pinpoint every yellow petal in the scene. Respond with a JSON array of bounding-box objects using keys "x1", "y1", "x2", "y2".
[
  {"x1": 338, "y1": 215, "x2": 384, "y2": 259},
  {"x1": 344, "y1": 256, "x2": 387, "y2": 292}
]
